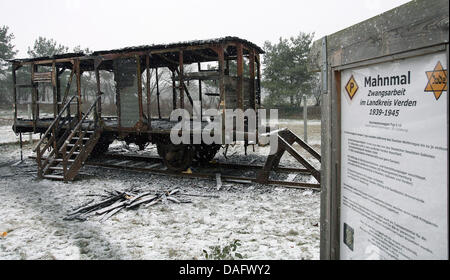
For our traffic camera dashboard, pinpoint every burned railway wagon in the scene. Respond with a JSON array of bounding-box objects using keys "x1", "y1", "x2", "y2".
[{"x1": 8, "y1": 37, "x2": 320, "y2": 187}]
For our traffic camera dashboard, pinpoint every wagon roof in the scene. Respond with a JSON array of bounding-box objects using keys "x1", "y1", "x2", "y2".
[
  {"x1": 92, "y1": 36, "x2": 264, "y2": 55},
  {"x1": 9, "y1": 36, "x2": 264, "y2": 63}
]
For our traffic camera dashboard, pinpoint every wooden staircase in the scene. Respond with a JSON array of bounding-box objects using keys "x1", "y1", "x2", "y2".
[{"x1": 33, "y1": 96, "x2": 102, "y2": 182}]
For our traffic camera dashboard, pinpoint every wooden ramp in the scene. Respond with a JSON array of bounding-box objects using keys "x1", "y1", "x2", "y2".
[{"x1": 256, "y1": 128, "x2": 321, "y2": 184}]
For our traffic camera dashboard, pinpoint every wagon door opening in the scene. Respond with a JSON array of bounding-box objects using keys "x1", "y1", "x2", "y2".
[{"x1": 114, "y1": 57, "x2": 141, "y2": 130}]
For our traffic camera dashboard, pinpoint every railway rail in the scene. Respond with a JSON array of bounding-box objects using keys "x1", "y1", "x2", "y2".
[{"x1": 85, "y1": 153, "x2": 321, "y2": 190}]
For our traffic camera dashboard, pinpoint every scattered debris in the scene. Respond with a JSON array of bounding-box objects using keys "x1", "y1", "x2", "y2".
[
  {"x1": 11, "y1": 161, "x2": 24, "y2": 167},
  {"x1": 182, "y1": 168, "x2": 193, "y2": 174},
  {"x1": 179, "y1": 193, "x2": 220, "y2": 199},
  {"x1": 286, "y1": 174, "x2": 297, "y2": 182},
  {"x1": 64, "y1": 188, "x2": 192, "y2": 222},
  {"x1": 216, "y1": 173, "x2": 222, "y2": 191},
  {"x1": 224, "y1": 178, "x2": 252, "y2": 184}
]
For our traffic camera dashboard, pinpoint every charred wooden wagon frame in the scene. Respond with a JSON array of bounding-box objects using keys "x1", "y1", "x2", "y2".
[{"x1": 9, "y1": 37, "x2": 320, "y2": 187}]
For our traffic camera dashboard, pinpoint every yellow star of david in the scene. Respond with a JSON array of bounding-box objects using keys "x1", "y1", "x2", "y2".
[{"x1": 425, "y1": 61, "x2": 447, "y2": 100}]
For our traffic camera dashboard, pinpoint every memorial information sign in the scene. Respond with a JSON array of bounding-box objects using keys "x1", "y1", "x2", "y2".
[{"x1": 340, "y1": 52, "x2": 448, "y2": 259}]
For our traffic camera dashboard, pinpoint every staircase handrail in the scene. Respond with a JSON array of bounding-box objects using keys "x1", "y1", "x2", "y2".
[
  {"x1": 33, "y1": 95, "x2": 78, "y2": 152},
  {"x1": 59, "y1": 96, "x2": 101, "y2": 154}
]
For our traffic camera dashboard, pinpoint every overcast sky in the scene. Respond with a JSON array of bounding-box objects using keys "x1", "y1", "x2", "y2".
[{"x1": 1, "y1": 0, "x2": 411, "y2": 58}]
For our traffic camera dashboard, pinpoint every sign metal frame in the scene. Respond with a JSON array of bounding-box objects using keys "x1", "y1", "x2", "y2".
[{"x1": 323, "y1": 43, "x2": 449, "y2": 260}]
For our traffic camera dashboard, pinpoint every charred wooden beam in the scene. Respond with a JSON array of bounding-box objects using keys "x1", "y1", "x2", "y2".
[
  {"x1": 56, "y1": 67, "x2": 62, "y2": 114},
  {"x1": 198, "y1": 62, "x2": 203, "y2": 121},
  {"x1": 62, "y1": 68, "x2": 74, "y2": 106},
  {"x1": 12, "y1": 66, "x2": 17, "y2": 125},
  {"x1": 179, "y1": 50, "x2": 184, "y2": 109},
  {"x1": 155, "y1": 67, "x2": 161, "y2": 119},
  {"x1": 236, "y1": 43, "x2": 244, "y2": 110},
  {"x1": 216, "y1": 45, "x2": 226, "y2": 144},
  {"x1": 52, "y1": 62, "x2": 57, "y2": 118},
  {"x1": 146, "y1": 54, "x2": 152, "y2": 126},
  {"x1": 136, "y1": 55, "x2": 144, "y2": 126},
  {"x1": 249, "y1": 49, "x2": 256, "y2": 109},
  {"x1": 95, "y1": 67, "x2": 102, "y2": 119},
  {"x1": 16, "y1": 58, "x2": 76, "y2": 66},
  {"x1": 58, "y1": 67, "x2": 66, "y2": 76},
  {"x1": 172, "y1": 70, "x2": 177, "y2": 110},
  {"x1": 256, "y1": 53, "x2": 262, "y2": 109},
  {"x1": 31, "y1": 64, "x2": 38, "y2": 132},
  {"x1": 75, "y1": 59, "x2": 82, "y2": 119},
  {"x1": 174, "y1": 68, "x2": 194, "y2": 107}
]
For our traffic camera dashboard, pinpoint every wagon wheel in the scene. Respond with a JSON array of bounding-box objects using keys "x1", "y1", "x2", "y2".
[
  {"x1": 89, "y1": 137, "x2": 113, "y2": 158},
  {"x1": 156, "y1": 143, "x2": 166, "y2": 158},
  {"x1": 193, "y1": 144, "x2": 221, "y2": 165},
  {"x1": 162, "y1": 144, "x2": 193, "y2": 172},
  {"x1": 155, "y1": 135, "x2": 171, "y2": 158},
  {"x1": 137, "y1": 141, "x2": 149, "y2": 151}
]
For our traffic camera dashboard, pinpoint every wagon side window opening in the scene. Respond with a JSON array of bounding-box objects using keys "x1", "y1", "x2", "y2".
[
  {"x1": 15, "y1": 63, "x2": 65, "y2": 122},
  {"x1": 179, "y1": 63, "x2": 201, "y2": 118},
  {"x1": 79, "y1": 70, "x2": 98, "y2": 118},
  {"x1": 14, "y1": 64, "x2": 32, "y2": 120},
  {"x1": 140, "y1": 63, "x2": 171, "y2": 120},
  {"x1": 145, "y1": 66, "x2": 174, "y2": 120},
  {"x1": 140, "y1": 65, "x2": 149, "y2": 120},
  {"x1": 98, "y1": 69, "x2": 117, "y2": 118},
  {"x1": 224, "y1": 46, "x2": 255, "y2": 138},
  {"x1": 153, "y1": 50, "x2": 212, "y2": 120},
  {"x1": 35, "y1": 65, "x2": 54, "y2": 120},
  {"x1": 160, "y1": 51, "x2": 197, "y2": 118},
  {"x1": 171, "y1": 61, "x2": 204, "y2": 119},
  {"x1": 242, "y1": 50, "x2": 255, "y2": 111},
  {"x1": 33, "y1": 65, "x2": 53, "y2": 119},
  {"x1": 215, "y1": 45, "x2": 257, "y2": 114},
  {"x1": 199, "y1": 60, "x2": 220, "y2": 117},
  {"x1": 56, "y1": 66, "x2": 77, "y2": 120}
]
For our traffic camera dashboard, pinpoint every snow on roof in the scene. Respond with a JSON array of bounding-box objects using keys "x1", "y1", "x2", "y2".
[{"x1": 9, "y1": 36, "x2": 264, "y2": 63}]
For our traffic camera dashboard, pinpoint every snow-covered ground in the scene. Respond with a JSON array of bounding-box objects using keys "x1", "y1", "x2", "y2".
[
  {"x1": 0, "y1": 126, "x2": 40, "y2": 144},
  {"x1": 0, "y1": 118, "x2": 321, "y2": 260}
]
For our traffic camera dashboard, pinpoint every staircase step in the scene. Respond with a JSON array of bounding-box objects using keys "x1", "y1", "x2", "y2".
[
  {"x1": 43, "y1": 174, "x2": 64, "y2": 180},
  {"x1": 72, "y1": 137, "x2": 90, "y2": 141},
  {"x1": 68, "y1": 143, "x2": 84, "y2": 148},
  {"x1": 72, "y1": 129, "x2": 94, "y2": 133},
  {"x1": 54, "y1": 159, "x2": 75, "y2": 163},
  {"x1": 49, "y1": 166, "x2": 64, "y2": 171}
]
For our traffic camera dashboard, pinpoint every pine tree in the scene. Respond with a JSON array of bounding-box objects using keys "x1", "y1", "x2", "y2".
[
  {"x1": 27, "y1": 37, "x2": 68, "y2": 58},
  {"x1": 262, "y1": 32, "x2": 314, "y2": 108},
  {"x1": 0, "y1": 26, "x2": 18, "y2": 104}
]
